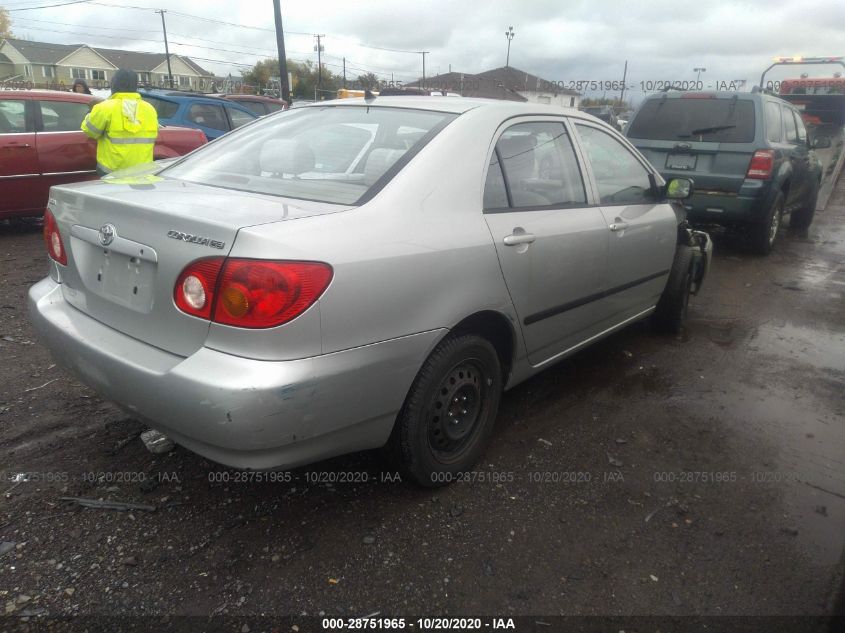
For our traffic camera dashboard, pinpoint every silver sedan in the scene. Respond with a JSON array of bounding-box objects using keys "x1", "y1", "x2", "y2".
[{"x1": 29, "y1": 97, "x2": 711, "y2": 486}]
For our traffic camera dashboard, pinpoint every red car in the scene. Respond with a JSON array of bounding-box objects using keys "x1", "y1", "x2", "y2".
[
  {"x1": 0, "y1": 90, "x2": 207, "y2": 219},
  {"x1": 221, "y1": 94, "x2": 288, "y2": 116}
]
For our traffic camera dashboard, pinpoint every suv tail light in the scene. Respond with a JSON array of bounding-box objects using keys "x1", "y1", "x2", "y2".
[
  {"x1": 43, "y1": 209, "x2": 67, "y2": 265},
  {"x1": 174, "y1": 258, "x2": 333, "y2": 329},
  {"x1": 746, "y1": 150, "x2": 775, "y2": 179}
]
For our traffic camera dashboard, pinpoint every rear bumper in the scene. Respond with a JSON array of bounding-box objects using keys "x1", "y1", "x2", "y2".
[
  {"x1": 684, "y1": 180, "x2": 773, "y2": 224},
  {"x1": 28, "y1": 277, "x2": 444, "y2": 470}
]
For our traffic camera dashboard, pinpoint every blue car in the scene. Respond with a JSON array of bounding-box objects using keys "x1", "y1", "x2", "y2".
[{"x1": 140, "y1": 90, "x2": 259, "y2": 140}]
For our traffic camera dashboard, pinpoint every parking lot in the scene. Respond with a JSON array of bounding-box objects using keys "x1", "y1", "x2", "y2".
[{"x1": 0, "y1": 162, "x2": 843, "y2": 628}]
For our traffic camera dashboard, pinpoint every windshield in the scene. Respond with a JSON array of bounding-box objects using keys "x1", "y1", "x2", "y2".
[
  {"x1": 627, "y1": 98, "x2": 755, "y2": 142},
  {"x1": 163, "y1": 106, "x2": 457, "y2": 204}
]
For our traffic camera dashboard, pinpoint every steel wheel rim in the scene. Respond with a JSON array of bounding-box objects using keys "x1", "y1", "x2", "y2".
[
  {"x1": 427, "y1": 359, "x2": 486, "y2": 462},
  {"x1": 769, "y1": 204, "x2": 781, "y2": 244}
]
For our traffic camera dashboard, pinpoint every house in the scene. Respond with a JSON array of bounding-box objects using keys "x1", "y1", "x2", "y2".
[
  {"x1": 0, "y1": 38, "x2": 214, "y2": 91},
  {"x1": 407, "y1": 66, "x2": 581, "y2": 108}
]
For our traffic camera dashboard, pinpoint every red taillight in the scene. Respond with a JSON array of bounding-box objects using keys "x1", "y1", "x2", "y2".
[
  {"x1": 174, "y1": 257, "x2": 225, "y2": 319},
  {"x1": 174, "y1": 258, "x2": 332, "y2": 328},
  {"x1": 746, "y1": 150, "x2": 775, "y2": 179},
  {"x1": 43, "y1": 209, "x2": 67, "y2": 265}
]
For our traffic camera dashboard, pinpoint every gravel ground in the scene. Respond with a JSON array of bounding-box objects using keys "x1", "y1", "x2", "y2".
[{"x1": 1, "y1": 175, "x2": 844, "y2": 631}]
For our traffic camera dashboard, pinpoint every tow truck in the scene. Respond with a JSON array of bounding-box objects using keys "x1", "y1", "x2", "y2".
[{"x1": 761, "y1": 56, "x2": 845, "y2": 208}]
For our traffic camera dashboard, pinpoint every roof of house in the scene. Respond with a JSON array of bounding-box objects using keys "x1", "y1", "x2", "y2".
[
  {"x1": 476, "y1": 66, "x2": 579, "y2": 96},
  {"x1": 408, "y1": 66, "x2": 579, "y2": 98},
  {"x1": 1, "y1": 38, "x2": 79, "y2": 64},
  {"x1": 0, "y1": 38, "x2": 213, "y2": 77}
]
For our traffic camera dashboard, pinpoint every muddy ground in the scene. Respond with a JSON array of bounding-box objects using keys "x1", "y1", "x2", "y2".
[{"x1": 1, "y1": 178, "x2": 844, "y2": 631}]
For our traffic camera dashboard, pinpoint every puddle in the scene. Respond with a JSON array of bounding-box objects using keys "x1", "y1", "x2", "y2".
[
  {"x1": 711, "y1": 383, "x2": 845, "y2": 565},
  {"x1": 748, "y1": 322, "x2": 845, "y2": 373}
]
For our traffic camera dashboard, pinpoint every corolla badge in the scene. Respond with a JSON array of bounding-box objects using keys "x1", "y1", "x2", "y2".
[{"x1": 98, "y1": 223, "x2": 117, "y2": 246}]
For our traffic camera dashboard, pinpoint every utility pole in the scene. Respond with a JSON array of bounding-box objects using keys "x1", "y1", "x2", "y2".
[
  {"x1": 314, "y1": 34, "x2": 325, "y2": 93},
  {"x1": 342, "y1": 57, "x2": 346, "y2": 88},
  {"x1": 156, "y1": 9, "x2": 174, "y2": 89},
  {"x1": 421, "y1": 51, "x2": 429, "y2": 82},
  {"x1": 694, "y1": 67, "x2": 706, "y2": 84},
  {"x1": 272, "y1": 0, "x2": 290, "y2": 101},
  {"x1": 619, "y1": 59, "x2": 628, "y2": 104},
  {"x1": 505, "y1": 26, "x2": 515, "y2": 67}
]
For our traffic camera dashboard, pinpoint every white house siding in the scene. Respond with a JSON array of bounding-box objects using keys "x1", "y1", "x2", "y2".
[
  {"x1": 517, "y1": 90, "x2": 580, "y2": 109},
  {"x1": 57, "y1": 47, "x2": 115, "y2": 86}
]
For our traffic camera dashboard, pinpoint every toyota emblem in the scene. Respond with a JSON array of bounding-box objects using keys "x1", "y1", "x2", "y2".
[{"x1": 98, "y1": 223, "x2": 117, "y2": 247}]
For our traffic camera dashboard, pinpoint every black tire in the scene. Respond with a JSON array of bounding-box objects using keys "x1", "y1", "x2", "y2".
[
  {"x1": 387, "y1": 334, "x2": 502, "y2": 487},
  {"x1": 790, "y1": 180, "x2": 819, "y2": 229},
  {"x1": 653, "y1": 244, "x2": 694, "y2": 334},
  {"x1": 750, "y1": 191, "x2": 784, "y2": 255}
]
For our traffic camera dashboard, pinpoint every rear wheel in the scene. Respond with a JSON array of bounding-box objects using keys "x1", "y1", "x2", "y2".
[
  {"x1": 750, "y1": 191, "x2": 784, "y2": 255},
  {"x1": 790, "y1": 180, "x2": 819, "y2": 230},
  {"x1": 387, "y1": 334, "x2": 502, "y2": 487},
  {"x1": 653, "y1": 244, "x2": 694, "y2": 334}
]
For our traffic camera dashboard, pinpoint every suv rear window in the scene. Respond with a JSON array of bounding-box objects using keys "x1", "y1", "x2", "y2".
[
  {"x1": 627, "y1": 98, "x2": 756, "y2": 143},
  {"x1": 163, "y1": 106, "x2": 456, "y2": 205}
]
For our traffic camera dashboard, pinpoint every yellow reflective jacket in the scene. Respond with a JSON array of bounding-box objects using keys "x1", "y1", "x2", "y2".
[{"x1": 81, "y1": 92, "x2": 158, "y2": 173}]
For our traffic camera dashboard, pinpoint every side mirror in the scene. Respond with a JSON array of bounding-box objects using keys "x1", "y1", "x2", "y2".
[
  {"x1": 665, "y1": 177, "x2": 694, "y2": 200},
  {"x1": 812, "y1": 136, "x2": 832, "y2": 149}
]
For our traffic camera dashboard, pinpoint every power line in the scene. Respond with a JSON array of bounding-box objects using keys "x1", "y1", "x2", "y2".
[{"x1": 8, "y1": 0, "x2": 95, "y2": 11}]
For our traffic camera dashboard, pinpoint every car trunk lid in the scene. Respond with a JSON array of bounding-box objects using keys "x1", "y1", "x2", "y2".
[{"x1": 50, "y1": 176, "x2": 350, "y2": 357}]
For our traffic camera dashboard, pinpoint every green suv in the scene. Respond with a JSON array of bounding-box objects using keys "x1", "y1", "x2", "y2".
[{"x1": 626, "y1": 90, "x2": 831, "y2": 254}]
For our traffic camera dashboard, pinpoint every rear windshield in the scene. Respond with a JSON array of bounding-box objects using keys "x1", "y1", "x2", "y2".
[
  {"x1": 163, "y1": 106, "x2": 456, "y2": 204},
  {"x1": 627, "y1": 98, "x2": 756, "y2": 143}
]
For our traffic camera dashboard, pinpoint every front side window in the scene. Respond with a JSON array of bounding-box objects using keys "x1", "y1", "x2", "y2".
[
  {"x1": 576, "y1": 124, "x2": 654, "y2": 205},
  {"x1": 0, "y1": 100, "x2": 27, "y2": 133},
  {"x1": 225, "y1": 105, "x2": 255, "y2": 129},
  {"x1": 483, "y1": 151, "x2": 509, "y2": 209},
  {"x1": 39, "y1": 100, "x2": 89, "y2": 132},
  {"x1": 765, "y1": 101, "x2": 782, "y2": 142},
  {"x1": 492, "y1": 121, "x2": 587, "y2": 208},
  {"x1": 187, "y1": 103, "x2": 228, "y2": 131},
  {"x1": 164, "y1": 106, "x2": 456, "y2": 205}
]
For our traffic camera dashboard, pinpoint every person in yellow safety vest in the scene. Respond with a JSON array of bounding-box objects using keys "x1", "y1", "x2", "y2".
[{"x1": 81, "y1": 68, "x2": 158, "y2": 176}]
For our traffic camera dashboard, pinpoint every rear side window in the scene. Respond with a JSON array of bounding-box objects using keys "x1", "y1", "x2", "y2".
[
  {"x1": 483, "y1": 151, "x2": 509, "y2": 209},
  {"x1": 0, "y1": 99, "x2": 27, "y2": 133},
  {"x1": 576, "y1": 124, "x2": 654, "y2": 205},
  {"x1": 39, "y1": 100, "x2": 89, "y2": 132},
  {"x1": 627, "y1": 98, "x2": 756, "y2": 143},
  {"x1": 265, "y1": 102, "x2": 284, "y2": 113},
  {"x1": 236, "y1": 100, "x2": 266, "y2": 116},
  {"x1": 783, "y1": 107, "x2": 797, "y2": 143},
  {"x1": 765, "y1": 102, "x2": 782, "y2": 142},
  {"x1": 188, "y1": 103, "x2": 228, "y2": 131},
  {"x1": 492, "y1": 121, "x2": 586, "y2": 208},
  {"x1": 225, "y1": 105, "x2": 255, "y2": 129},
  {"x1": 792, "y1": 111, "x2": 807, "y2": 143},
  {"x1": 142, "y1": 96, "x2": 179, "y2": 119}
]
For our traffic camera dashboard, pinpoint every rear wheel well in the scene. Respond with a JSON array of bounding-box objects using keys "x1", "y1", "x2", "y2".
[
  {"x1": 450, "y1": 311, "x2": 515, "y2": 380},
  {"x1": 780, "y1": 179, "x2": 790, "y2": 199}
]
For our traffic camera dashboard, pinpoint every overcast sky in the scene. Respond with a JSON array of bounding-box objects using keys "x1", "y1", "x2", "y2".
[{"x1": 5, "y1": 0, "x2": 845, "y2": 101}]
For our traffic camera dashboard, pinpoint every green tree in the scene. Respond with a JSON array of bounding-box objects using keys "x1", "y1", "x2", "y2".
[
  {"x1": 243, "y1": 58, "x2": 344, "y2": 100},
  {"x1": 354, "y1": 72, "x2": 379, "y2": 90},
  {"x1": 1, "y1": 7, "x2": 13, "y2": 39}
]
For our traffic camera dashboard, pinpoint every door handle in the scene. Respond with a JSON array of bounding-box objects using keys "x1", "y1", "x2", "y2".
[
  {"x1": 503, "y1": 232, "x2": 536, "y2": 246},
  {"x1": 6, "y1": 144, "x2": 32, "y2": 149},
  {"x1": 609, "y1": 221, "x2": 629, "y2": 232}
]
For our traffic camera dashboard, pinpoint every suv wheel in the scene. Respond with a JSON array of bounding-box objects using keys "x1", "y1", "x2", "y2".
[
  {"x1": 790, "y1": 180, "x2": 819, "y2": 230},
  {"x1": 387, "y1": 334, "x2": 502, "y2": 487},
  {"x1": 653, "y1": 244, "x2": 694, "y2": 334},
  {"x1": 750, "y1": 191, "x2": 784, "y2": 255}
]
